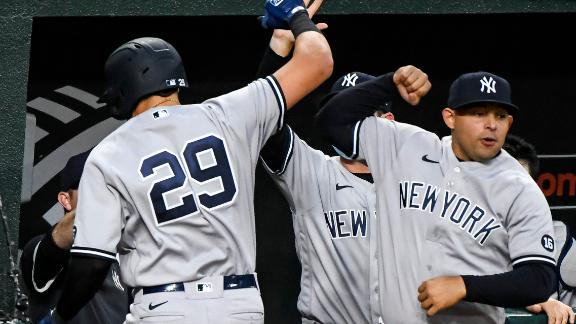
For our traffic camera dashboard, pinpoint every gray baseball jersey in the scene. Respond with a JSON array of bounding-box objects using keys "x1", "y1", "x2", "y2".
[
  {"x1": 553, "y1": 220, "x2": 576, "y2": 307},
  {"x1": 355, "y1": 117, "x2": 556, "y2": 324},
  {"x1": 71, "y1": 76, "x2": 285, "y2": 288},
  {"x1": 261, "y1": 126, "x2": 379, "y2": 324}
]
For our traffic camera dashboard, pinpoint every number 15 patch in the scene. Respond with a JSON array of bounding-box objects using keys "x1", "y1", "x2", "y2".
[{"x1": 541, "y1": 234, "x2": 555, "y2": 252}]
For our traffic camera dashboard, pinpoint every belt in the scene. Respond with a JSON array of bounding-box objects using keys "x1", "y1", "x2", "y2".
[{"x1": 142, "y1": 274, "x2": 257, "y2": 295}]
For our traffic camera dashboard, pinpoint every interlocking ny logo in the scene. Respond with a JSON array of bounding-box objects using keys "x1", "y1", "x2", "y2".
[
  {"x1": 341, "y1": 73, "x2": 359, "y2": 87},
  {"x1": 480, "y1": 76, "x2": 496, "y2": 94}
]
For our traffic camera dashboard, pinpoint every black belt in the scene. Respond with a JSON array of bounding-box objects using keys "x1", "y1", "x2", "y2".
[{"x1": 142, "y1": 274, "x2": 257, "y2": 295}]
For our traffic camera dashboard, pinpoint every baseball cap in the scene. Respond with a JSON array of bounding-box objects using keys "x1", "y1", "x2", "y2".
[
  {"x1": 447, "y1": 71, "x2": 519, "y2": 113},
  {"x1": 59, "y1": 149, "x2": 92, "y2": 192},
  {"x1": 320, "y1": 72, "x2": 376, "y2": 106}
]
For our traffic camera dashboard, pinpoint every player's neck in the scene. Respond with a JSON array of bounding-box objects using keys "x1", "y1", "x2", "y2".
[
  {"x1": 339, "y1": 157, "x2": 370, "y2": 173},
  {"x1": 132, "y1": 94, "x2": 180, "y2": 117}
]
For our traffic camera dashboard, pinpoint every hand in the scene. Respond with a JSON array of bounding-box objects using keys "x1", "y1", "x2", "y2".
[
  {"x1": 527, "y1": 298, "x2": 575, "y2": 324},
  {"x1": 393, "y1": 65, "x2": 431, "y2": 106},
  {"x1": 259, "y1": 0, "x2": 307, "y2": 30},
  {"x1": 270, "y1": 0, "x2": 328, "y2": 57},
  {"x1": 51, "y1": 209, "x2": 76, "y2": 249},
  {"x1": 269, "y1": 0, "x2": 327, "y2": 56},
  {"x1": 418, "y1": 276, "x2": 467, "y2": 316}
]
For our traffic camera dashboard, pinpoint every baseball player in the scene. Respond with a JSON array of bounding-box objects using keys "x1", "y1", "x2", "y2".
[
  {"x1": 504, "y1": 134, "x2": 576, "y2": 323},
  {"x1": 43, "y1": 1, "x2": 333, "y2": 323},
  {"x1": 255, "y1": 13, "x2": 428, "y2": 323},
  {"x1": 315, "y1": 70, "x2": 556, "y2": 323},
  {"x1": 551, "y1": 219, "x2": 576, "y2": 309},
  {"x1": 20, "y1": 150, "x2": 128, "y2": 323}
]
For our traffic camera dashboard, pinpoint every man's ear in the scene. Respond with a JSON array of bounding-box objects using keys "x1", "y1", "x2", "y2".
[
  {"x1": 58, "y1": 191, "x2": 72, "y2": 212},
  {"x1": 442, "y1": 108, "x2": 456, "y2": 130},
  {"x1": 507, "y1": 115, "x2": 514, "y2": 128}
]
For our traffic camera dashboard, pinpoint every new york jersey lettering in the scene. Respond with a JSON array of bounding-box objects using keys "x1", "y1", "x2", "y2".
[
  {"x1": 399, "y1": 181, "x2": 502, "y2": 245},
  {"x1": 324, "y1": 209, "x2": 369, "y2": 239}
]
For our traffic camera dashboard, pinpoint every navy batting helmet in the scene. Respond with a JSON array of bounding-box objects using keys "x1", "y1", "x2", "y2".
[{"x1": 97, "y1": 37, "x2": 188, "y2": 120}]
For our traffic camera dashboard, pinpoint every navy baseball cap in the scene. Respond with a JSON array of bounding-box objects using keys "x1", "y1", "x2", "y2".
[
  {"x1": 320, "y1": 72, "x2": 376, "y2": 106},
  {"x1": 59, "y1": 149, "x2": 92, "y2": 192},
  {"x1": 447, "y1": 71, "x2": 519, "y2": 113}
]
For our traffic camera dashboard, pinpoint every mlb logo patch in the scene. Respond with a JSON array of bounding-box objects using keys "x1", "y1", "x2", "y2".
[
  {"x1": 153, "y1": 109, "x2": 169, "y2": 119},
  {"x1": 196, "y1": 282, "x2": 213, "y2": 293},
  {"x1": 165, "y1": 79, "x2": 177, "y2": 86}
]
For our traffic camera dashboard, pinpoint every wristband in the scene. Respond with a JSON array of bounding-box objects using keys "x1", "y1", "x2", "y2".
[{"x1": 289, "y1": 11, "x2": 319, "y2": 39}]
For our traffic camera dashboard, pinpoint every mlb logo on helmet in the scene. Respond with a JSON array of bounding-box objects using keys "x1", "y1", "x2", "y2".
[{"x1": 447, "y1": 71, "x2": 519, "y2": 113}]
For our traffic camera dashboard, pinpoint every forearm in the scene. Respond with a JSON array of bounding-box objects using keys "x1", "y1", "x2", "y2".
[
  {"x1": 56, "y1": 256, "x2": 112, "y2": 320},
  {"x1": 274, "y1": 11, "x2": 331, "y2": 109},
  {"x1": 463, "y1": 262, "x2": 556, "y2": 307}
]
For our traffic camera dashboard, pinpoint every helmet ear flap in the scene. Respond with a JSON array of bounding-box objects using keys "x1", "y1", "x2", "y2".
[{"x1": 98, "y1": 87, "x2": 129, "y2": 119}]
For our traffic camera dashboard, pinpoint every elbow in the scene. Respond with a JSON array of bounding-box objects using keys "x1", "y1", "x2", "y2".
[
  {"x1": 301, "y1": 33, "x2": 333, "y2": 83},
  {"x1": 316, "y1": 44, "x2": 333, "y2": 83}
]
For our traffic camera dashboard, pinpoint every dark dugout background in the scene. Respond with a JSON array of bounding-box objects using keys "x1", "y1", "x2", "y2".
[{"x1": 21, "y1": 14, "x2": 576, "y2": 323}]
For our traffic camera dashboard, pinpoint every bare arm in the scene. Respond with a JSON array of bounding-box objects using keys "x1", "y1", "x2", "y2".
[
  {"x1": 272, "y1": 16, "x2": 332, "y2": 109},
  {"x1": 315, "y1": 66, "x2": 430, "y2": 158}
]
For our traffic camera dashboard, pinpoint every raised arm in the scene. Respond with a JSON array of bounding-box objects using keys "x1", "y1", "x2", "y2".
[
  {"x1": 315, "y1": 65, "x2": 430, "y2": 159},
  {"x1": 260, "y1": 0, "x2": 333, "y2": 109},
  {"x1": 258, "y1": 0, "x2": 327, "y2": 171}
]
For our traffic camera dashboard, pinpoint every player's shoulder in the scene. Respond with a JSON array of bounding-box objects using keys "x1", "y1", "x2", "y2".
[
  {"x1": 490, "y1": 150, "x2": 546, "y2": 204},
  {"x1": 366, "y1": 117, "x2": 436, "y2": 138},
  {"x1": 294, "y1": 132, "x2": 330, "y2": 159},
  {"x1": 493, "y1": 150, "x2": 534, "y2": 184},
  {"x1": 87, "y1": 130, "x2": 126, "y2": 166},
  {"x1": 203, "y1": 77, "x2": 279, "y2": 106}
]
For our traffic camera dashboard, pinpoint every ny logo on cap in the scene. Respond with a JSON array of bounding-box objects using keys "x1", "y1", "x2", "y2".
[
  {"x1": 480, "y1": 76, "x2": 496, "y2": 94},
  {"x1": 341, "y1": 73, "x2": 359, "y2": 87}
]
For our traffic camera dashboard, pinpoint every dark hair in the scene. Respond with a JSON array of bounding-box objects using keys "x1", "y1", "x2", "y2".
[{"x1": 503, "y1": 134, "x2": 539, "y2": 179}]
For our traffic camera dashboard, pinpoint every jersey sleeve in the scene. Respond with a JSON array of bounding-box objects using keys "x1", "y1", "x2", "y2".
[
  {"x1": 260, "y1": 126, "x2": 328, "y2": 210},
  {"x1": 507, "y1": 178, "x2": 556, "y2": 267},
  {"x1": 260, "y1": 125, "x2": 294, "y2": 176},
  {"x1": 357, "y1": 117, "x2": 427, "y2": 177},
  {"x1": 203, "y1": 76, "x2": 286, "y2": 149},
  {"x1": 70, "y1": 154, "x2": 123, "y2": 262}
]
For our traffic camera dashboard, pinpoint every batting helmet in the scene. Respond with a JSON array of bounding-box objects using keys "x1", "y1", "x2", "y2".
[{"x1": 97, "y1": 37, "x2": 188, "y2": 120}]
